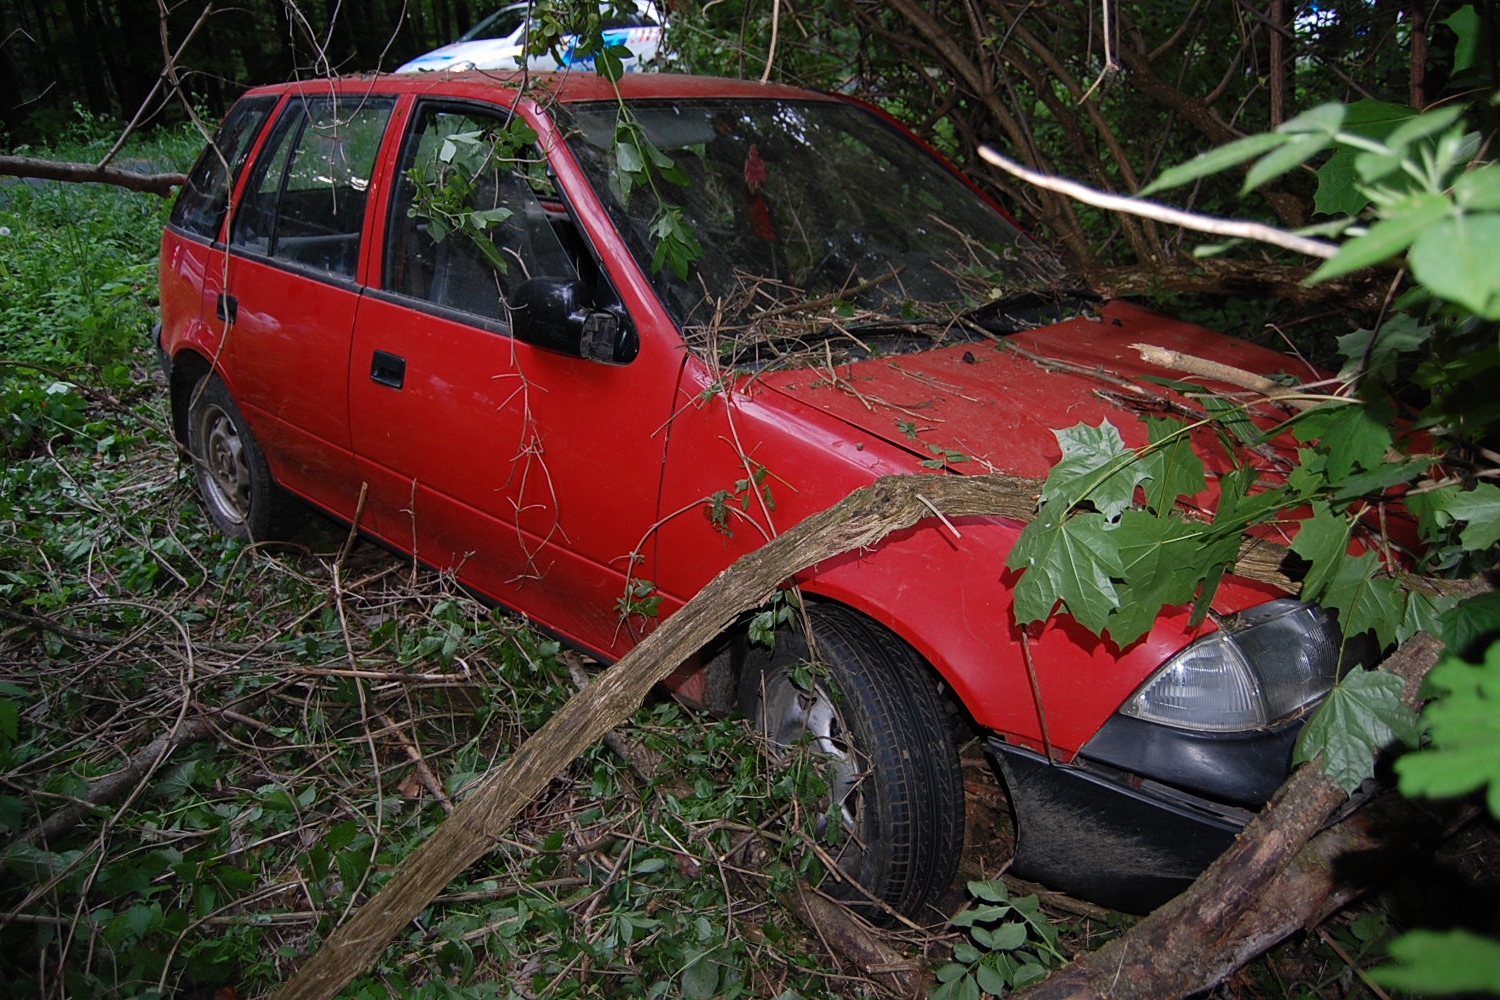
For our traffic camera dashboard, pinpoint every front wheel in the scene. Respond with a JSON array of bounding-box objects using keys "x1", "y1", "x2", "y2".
[
  {"x1": 737, "y1": 603, "x2": 964, "y2": 921},
  {"x1": 186, "y1": 376, "x2": 301, "y2": 541}
]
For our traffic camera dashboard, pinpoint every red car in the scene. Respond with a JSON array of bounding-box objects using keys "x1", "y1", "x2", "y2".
[{"x1": 158, "y1": 71, "x2": 1358, "y2": 919}]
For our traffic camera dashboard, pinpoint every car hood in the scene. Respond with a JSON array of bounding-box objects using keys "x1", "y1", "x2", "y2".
[{"x1": 750, "y1": 299, "x2": 1307, "y2": 497}]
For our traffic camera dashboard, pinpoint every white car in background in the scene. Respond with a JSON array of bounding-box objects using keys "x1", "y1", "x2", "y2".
[{"x1": 395, "y1": 1, "x2": 664, "y2": 73}]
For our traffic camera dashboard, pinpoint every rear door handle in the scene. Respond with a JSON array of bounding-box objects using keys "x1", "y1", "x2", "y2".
[
  {"x1": 216, "y1": 292, "x2": 238, "y2": 324},
  {"x1": 370, "y1": 350, "x2": 406, "y2": 389}
]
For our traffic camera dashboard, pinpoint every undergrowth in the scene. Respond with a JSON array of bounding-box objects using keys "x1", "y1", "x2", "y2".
[{"x1": 3, "y1": 112, "x2": 1477, "y2": 1000}]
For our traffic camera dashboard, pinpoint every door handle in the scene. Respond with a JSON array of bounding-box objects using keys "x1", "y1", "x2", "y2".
[
  {"x1": 216, "y1": 292, "x2": 238, "y2": 324},
  {"x1": 370, "y1": 350, "x2": 406, "y2": 389}
]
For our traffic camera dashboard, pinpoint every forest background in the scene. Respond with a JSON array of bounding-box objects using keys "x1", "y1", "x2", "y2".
[{"x1": 3, "y1": 2, "x2": 1499, "y2": 999}]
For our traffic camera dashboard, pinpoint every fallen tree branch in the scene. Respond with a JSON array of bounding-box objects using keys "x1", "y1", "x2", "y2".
[
  {"x1": 0, "y1": 155, "x2": 185, "y2": 196},
  {"x1": 272, "y1": 469, "x2": 1360, "y2": 1000},
  {"x1": 1010, "y1": 631, "x2": 1446, "y2": 1000},
  {"x1": 275, "y1": 473, "x2": 1040, "y2": 1000}
]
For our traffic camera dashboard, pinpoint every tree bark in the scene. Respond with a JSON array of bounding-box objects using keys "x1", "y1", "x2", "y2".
[{"x1": 0, "y1": 155, "x2": 184, "y2": 195}]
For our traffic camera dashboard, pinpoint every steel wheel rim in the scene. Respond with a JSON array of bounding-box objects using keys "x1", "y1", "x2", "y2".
[
  {"x1": 197, "y1": 404, "x2": 251, "y2": 525},
  {"x1": 761, "y1": 671, "x2": 863, "y2": 840}
]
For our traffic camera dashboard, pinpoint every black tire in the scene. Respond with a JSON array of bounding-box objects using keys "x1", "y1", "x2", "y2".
[
  {"x1": 737, "y1": 603, "x2": 963, "y2": 921},
  {"x1": 185, "y1": 376, "x2": 301, "y2": 541}
]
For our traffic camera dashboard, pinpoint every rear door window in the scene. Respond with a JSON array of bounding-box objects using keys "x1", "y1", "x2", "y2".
[
  {"x1": 170, "y1": 95, "x2": 278, "y2": 240},
  {"x1": 229, "y1": 96, "x2": 394, "y2": 278}
]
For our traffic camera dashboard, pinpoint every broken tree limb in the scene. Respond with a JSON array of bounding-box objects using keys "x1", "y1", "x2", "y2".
[
  {"x1": 275, "y1": 473, "x2": 1040, "y2": 1000},
  {"x1": 0, "y1": 155, "x2": 185, "y2": 196},
  {"x1": 976, "y1": 146, "x2": 1341, "y2": 260},
  {"x1": 1009, "y1": 631, "x2": 1446, "y2": 1000},
  {"x1": 272, "y1": 468, "x2": 1323, "y2": 1000}
]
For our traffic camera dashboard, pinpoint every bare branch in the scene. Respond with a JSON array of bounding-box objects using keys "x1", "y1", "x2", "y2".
[
  {"x1": 978, "y1": 145, "x2": 1340, "y2": 259},
  {"x1": 0, "y1": 156, "x2": 185, "y2": 196}
]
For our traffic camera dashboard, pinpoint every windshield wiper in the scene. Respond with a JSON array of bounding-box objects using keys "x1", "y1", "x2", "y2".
[{"x1": 965, "y1": 286, "x2": 1102, "y2": 335}]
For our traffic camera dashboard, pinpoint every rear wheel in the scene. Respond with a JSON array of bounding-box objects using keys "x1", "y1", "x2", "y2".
[
  {"x1": 186, "y1": 376, "x2": 301, "y2": 541},
  {"x1": 737, "y1": 603, "x2": 963, "y2": 921}
]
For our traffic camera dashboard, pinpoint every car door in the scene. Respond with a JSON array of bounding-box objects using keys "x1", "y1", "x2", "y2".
[
  {"x1": 349, "y1": 99, "x2": 679, "y2": 657},
  {"x1": 219, "y1": 93, "x2": 395, "y2": 519}
]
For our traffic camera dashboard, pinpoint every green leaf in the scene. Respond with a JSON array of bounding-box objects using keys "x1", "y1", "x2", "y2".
[
  {"x1": 1139, "y1": 417, "x2": 1206, "y2": 513},
  {"x1": 1289, "y1": 503, "x2": 1353, "y2": 600},
  {"x1": 1295, "y1": 668, "x2": 1420, "y2": 792},
  {"x1": 1370, "y1": 929, "x2": 1500, "y2": 993},
  {"x1": 1244, "y1": 131, "x2": 1332, "y2": 193},
  {"x1": 1335, "y1": 314, "x2": 1433, "y2": 384},
  {"x1": 976, "y1": 963, "x2": 1011, "y2": 995},
  {"x1": 1321, "y1": 550, "x2": 1406, "y2": 649},
  {"x1": 1395, "y1": 641, "x2": 1500, "y2": 817},
  {"x1": 1301, "y1": 399, "x2": 1393, "y2": 478},
  {"x1": 1437, "y1": 593, "x2": 1500, "y2": 659},
  {"x1": 1007, "y1": 512, "x2": 1123, "y2": 635},
  {"x1": 1408, "y1": 213, "x2": 1500, "y2": 319},
  {"x1": 1313, "y1": 100, "x2": 1419, "y2": 215},
  {"x1": 1442, "y1": 6, "x2": 1484, "y2": 75},
  {"x1": 680, "y1": 952, "x2": 721, "y2": 1000},
  {"x1": 1106, "y1": 510, "x2": 1218, "y2": 646},
  {"x1": 1040, "y1": 421, "x2": 1139, "y2": 518},
  {"x1": 1382, "y1": 105, "x2": 1465, "y2": 156},
  {"x1": 1455, "y1": 163, "x2": 1500, "y2": 211},
  {"x1": 1448, "y1": 482, "x2": 1500, "y2": 550},
  {"x1": 1308, "y1": 192, "x2": 1453, "y2": 284},
  {"x1": 1141, "y1": 133, "x2": 1288, "y2": 195}
]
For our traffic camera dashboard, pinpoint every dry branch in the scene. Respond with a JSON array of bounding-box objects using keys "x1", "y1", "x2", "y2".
[
  {"x1": 976, "y1": 147, "x2": 1339, "y2": 260},
  {"x1": 275, "y1": 473, "x2": 1040, "y2": 1000},
  {"x1": 0, "y1": 156, "x2": 185, "y2": 196}
]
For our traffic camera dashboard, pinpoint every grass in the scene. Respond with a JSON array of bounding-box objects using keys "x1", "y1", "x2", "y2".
[{"x1": 3, "y1": 111, "x2": 1474, "y2": 1000}]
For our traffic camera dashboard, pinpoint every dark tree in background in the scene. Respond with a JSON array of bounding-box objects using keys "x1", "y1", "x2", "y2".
[
  {"x1": 5, "y1": 0, "x2": 1492, "y2": 290},
  {"x1": 0, "y1": 0, "x2": 477, "y2": 142}
]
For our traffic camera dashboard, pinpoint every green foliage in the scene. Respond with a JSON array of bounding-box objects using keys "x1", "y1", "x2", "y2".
[
  {"x1": 1394, "y1": 640, "x2": 1500, "y2": 818},
  {"x1": 932, "y1": 880, "x2": 1067, "y2": 1000},
  {"x1": 1371, "y1": 929, "x2": 1500, "y2": 994},
  {"x1": 1293, "y1": 667, "x2": 1420, "y2": 792},
  {"x1": 406, "y1": 115, "x2": 540, "y2": 273},
  {"x1": 1145, "y1": 100, "x2": 1500, "y2": 319}
]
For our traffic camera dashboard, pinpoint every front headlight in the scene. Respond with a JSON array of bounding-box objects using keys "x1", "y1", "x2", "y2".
[{"x1": 1120, "y1": 599, "x2": 1350, "y2": 732}]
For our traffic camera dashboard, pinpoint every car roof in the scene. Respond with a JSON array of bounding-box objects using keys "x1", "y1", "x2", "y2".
[{"x1": 242, "y1": 71, "x2": 838, "y2": 107}]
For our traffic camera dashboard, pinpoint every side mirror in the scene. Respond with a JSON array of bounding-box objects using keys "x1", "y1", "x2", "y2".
[{"x1": 510, "y1": 278, "x2": 639, "y2": 364}]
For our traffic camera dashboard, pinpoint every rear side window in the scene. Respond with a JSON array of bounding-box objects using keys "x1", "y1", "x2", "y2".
[
  {"x1": 384, "y1": 103, "x2": 580, "y2": 320},
  {"x1": 169, "y1": 96, "x2": 278, "y2": 240},
  {"x1": 229, "y1": 96, "x2": 394, "y2": 278}
]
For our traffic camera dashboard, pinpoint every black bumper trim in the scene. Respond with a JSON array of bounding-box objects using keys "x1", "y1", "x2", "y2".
[
  {"x1": 990, "y1": 739, "x2": 1251, "y2": 914},
  {"x1": 1078, "y1": 712, "x2": 1303, "y2": 807}
]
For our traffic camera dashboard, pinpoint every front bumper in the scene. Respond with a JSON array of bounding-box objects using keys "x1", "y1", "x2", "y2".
[{"x1": 990, "y1": 739, "x2": 1253, "y2": 913}]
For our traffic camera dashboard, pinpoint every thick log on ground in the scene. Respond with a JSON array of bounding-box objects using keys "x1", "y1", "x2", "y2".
[{"x1": 1010, "y1": 632, "x2": 1446, "y2": 1000}]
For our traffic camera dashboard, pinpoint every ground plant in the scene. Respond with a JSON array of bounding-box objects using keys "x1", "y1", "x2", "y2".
[{"x1": 6, "y1": 0, "x2": 1500, "y2": 993}]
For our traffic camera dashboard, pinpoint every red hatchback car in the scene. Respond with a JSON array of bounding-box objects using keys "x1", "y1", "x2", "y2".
[{"x1": 158, "y1": 71, "x2": 1358, "y2": 919}]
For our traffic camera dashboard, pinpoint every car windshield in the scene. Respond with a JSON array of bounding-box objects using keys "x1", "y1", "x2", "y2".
[
  {"x1": 460, "y1": 6, "x2": 527, "y2": 42},
  {"x1": 561, "y1": 97, "x2": 1073, "y2": 368}
]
